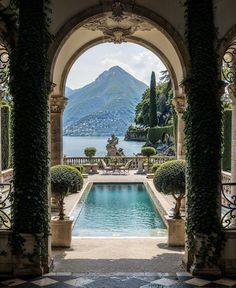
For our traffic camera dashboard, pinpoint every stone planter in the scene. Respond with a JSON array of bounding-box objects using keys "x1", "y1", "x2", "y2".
[
  {"x1": 13, "y1": 233, "x2": 44, "y2": 276},
  {"x1": 165, "y1": 216, "x2": 185, "y2": 247},
  {"x1": 51, "y1": 217, "x2": 73, "y2": 248}
]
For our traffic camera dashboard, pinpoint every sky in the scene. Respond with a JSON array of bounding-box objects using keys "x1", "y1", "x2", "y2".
[{"x1": 66, "y1": 43, "x2": 166, "y2": 90}]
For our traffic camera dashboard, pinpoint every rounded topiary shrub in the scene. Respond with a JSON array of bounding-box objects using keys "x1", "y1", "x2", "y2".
[
  {"x1": 51, "y1": 165, "x2": 84, "y2": 219},
  {"x1": 153, "y1": 160, "x2": 186, "y2": 219},
  {"x1": 71, "y1": 164, "x2": 85, "y2": 174},
  {"x1": 151, "y1": 163, "x2": 161, "y2": 173}
]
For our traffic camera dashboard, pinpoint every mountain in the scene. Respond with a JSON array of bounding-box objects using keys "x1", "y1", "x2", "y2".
[
  {"x1": 63, "y1": 66, "x2": 148, "y2": 136},
  {"x1": 65, "y1": 86, "x2": 74, "y2": 96}
]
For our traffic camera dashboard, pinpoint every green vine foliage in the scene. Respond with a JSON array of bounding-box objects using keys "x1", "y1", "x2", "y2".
[
  {"x1": 1, "y1": 104, "x2": 11, "y2": 170},
  {"x1": 9, "y1": 0, "x2": 52, "y2": 260},
  {"x1": 184, "y1": 0, "x2": 224, "y2": 269}
]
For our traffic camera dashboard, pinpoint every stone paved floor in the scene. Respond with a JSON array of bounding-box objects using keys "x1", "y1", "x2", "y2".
[{"x1": 1, "y1": 272, "x2": 236, "y2": 287}]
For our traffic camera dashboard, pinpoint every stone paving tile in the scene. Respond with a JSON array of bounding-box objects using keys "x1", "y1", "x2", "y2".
[
  {"x1": 64, "y1": 277, "x2": 94, "y2": 287},
  {"x1": 1, "y1": 274, "x2": 236, "y2": 288},
  {"x1": 31, "y1": 277, "x2": 58, "y2": 286}
]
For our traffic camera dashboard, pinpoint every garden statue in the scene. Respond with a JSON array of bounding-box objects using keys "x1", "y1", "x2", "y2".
[{"x1": 106, "y1": 134, "x2": 124, "y2": 156}]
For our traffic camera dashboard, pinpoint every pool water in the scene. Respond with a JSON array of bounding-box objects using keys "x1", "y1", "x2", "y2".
[{"x1": 72, "y1": 183, "x2": 167, "y2": 237}]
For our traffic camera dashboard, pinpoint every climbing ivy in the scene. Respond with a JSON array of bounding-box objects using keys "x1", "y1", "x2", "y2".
[
  {"x1": 184, "y1": 0, "x2": 224, "y2": 269},
  {"x1": 9, "y1": 0, "x2": 52, "y2": 261},
  {"x1": 1, "y1": 104, "x2": 11, "y2": 170}
]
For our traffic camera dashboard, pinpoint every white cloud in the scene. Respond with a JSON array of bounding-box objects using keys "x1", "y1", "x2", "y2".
[{"x1": 66, "y1": 43, "x2": 166, "y2": 90}]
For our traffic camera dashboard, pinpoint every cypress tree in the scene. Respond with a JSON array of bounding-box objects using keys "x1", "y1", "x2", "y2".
[{"x1": 149, "y1": 71, "x2": 158, "y2": 127}]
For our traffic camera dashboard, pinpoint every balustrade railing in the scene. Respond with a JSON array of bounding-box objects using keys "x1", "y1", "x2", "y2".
[
  {"x1": 0, "y1": 183, "x2": 12, "y2": 230},
  {"x1": 63, "y1": 155, "x2": 175, "y2": 170}
]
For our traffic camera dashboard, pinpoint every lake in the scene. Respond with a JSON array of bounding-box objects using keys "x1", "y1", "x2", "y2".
[{"x1": 63, "y1": 136, "x2": 145, "y2": 157}]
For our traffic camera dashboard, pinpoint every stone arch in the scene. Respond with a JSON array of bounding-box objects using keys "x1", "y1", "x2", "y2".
[
  {"x1": 49, "y1": 4, "x2": 189, "y2": 97},
  {"x1": 49, "y1": 4, "x2": 189, "y2": 164}
]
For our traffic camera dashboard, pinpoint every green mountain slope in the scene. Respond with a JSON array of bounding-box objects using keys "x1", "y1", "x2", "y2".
[{"x1": 64, "y1": 66, "x2": 148, "y2": 136}]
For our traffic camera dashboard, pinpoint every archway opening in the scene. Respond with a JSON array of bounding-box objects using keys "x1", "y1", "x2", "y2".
[
  {"x1": 63, "y1": 42, "x2": 175, "y2": 158},
  {"x1": 50, "y1": 9, "x2": 187, "y2": 274}
]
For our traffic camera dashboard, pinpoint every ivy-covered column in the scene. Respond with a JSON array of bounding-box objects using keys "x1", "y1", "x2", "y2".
[
  {"x1": 10, "y1": 0, "x2": 52, "y2": 276},
  {"x1": 185, "y1": 0, "x2": 224, "y2": 276},
  {"x1": 50, "y1": 95, "x2": 67, "y2": 166},
  {"x1": 172, "y1": 92, "x2": 186, "y2": 160}
]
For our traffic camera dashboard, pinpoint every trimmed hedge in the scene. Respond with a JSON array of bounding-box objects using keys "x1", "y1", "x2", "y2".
[
  {"x1": 153, "y1": 160, "x2": 186, "y2": 219},
  {"x1": 1, "y1": 105, "x2": 11, "y2": 170},
  {"x1": 222, "y1": 110, "x2": 231, "y2": 171},
  {"x1": 147, "y1": 126, "x2": 174, "y2": 145},
  {"x1": 151, "y1": 163, "x2": 161, "y2": 173},
  {"x1": 71, "y1": 164, "x2": 85, "y2": 174},
  {"x1": 51, "y1": 165, "x2": 83, "y2": 194},
  {"x1": 153, "y1": 160, "x2": 185, "y2": 195}
]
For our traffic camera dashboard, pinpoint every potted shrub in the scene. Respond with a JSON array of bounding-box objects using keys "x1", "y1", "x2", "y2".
[
  {"x1": 84, "y1": 147, "x2": 98, "y2": 173},
  {"x1": 51, "y1": 165, "x2": 83, "y2": 247},
  {"x1": 84, "y1": 147, "x2": 96, "y2": 163},
  {"x1": 153, "y1": 160, "x2": 186, "y2": 246},
  {"x1": 141, "y1": 146, "x2": 156, "y2": 173}
]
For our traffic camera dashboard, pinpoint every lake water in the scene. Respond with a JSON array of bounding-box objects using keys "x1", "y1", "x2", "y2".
[{"x1": 63, "y1": 136, "x2": 145, "y2": 157}]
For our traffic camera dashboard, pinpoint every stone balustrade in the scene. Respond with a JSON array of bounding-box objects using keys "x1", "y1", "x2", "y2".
[{"x1": 63, "y1": 155, "x2": 175, "y2": 170}]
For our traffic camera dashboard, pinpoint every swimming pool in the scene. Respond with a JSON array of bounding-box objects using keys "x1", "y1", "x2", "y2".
[{"x1": 72, "y1": 183, "x2": 167, "y2": 237}]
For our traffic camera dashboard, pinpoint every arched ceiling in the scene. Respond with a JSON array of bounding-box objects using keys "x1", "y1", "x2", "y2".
[{"x1": 51, "y1": 11, "x2": 187, "y2": 96}]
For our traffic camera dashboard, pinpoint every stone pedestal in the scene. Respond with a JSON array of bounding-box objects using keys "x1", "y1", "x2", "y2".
[
  {"x1": 51, "y1": 217, "x2": 73, "y2": 248},
  {"x1": 172, "y1": 92, "x2": 186, "y2": 160},
  {"x1": 50, "y1": 95, "x2": 68, "y2": 166},
  {"x1": 83, "y1": 163, "x2": 98, "y2": 174},
  {"x1": 165, "y1": 216, "x2": 185, "y2": 247},
  {"x1": 137, "y1": 156, "x2": 144, "y2": 174}
]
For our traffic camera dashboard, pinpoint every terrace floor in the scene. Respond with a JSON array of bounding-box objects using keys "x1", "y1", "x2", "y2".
[{"x1": 2, "y1": 172, "x2": 236, "y2": 287}]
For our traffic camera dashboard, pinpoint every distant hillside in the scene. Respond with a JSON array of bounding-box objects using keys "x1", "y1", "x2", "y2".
[{"x1": 64, "y1": 66, "x2": 148, "y2": 136}]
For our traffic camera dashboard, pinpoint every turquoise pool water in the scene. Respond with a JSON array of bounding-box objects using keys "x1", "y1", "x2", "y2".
[{"x1": 72, "y1": 183, "x2": 166, "y2": 237}]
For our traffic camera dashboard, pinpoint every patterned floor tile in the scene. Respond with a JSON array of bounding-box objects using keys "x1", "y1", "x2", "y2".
[
  {"x1": 31, "y1": 277, "x2": 58, "y2": 287},
  {"x1": 49, "y1": 276, "x2": 78, "y2": 282},
  {"x1": 149, "y1": 277, "x2": 178, "y2": 286},
  {"x1": 83, "y1": 277, "x2": 128, "y2": 288},
  {"x1": 1, "y1": 278, "x2": 27, "y2": 287},
  {"x1": 185, "y1": 278, "x2": 211, "y2": 287},
  {"x1": 120, "y1": 278, "x2": 149, "y2": 288},
  {"x1": 64, "y1": 277, "x2": 94, "y2": 287},
  {"x1": 213, "y1": 279, "x2": 236, "y2": 287}
]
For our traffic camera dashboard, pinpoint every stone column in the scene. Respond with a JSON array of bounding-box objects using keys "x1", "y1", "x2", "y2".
[
  {"x1": 172, "y1": 92, "x2": 186, "y2": 160},
  {"x1": 50, "y1": 95, "x2": 68, "y2": 166}
]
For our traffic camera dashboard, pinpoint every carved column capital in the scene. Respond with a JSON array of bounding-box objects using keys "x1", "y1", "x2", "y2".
[
  {"x1": 50, "y1": 95, "x2": 68, "y2": 113},
  {"x1": 228, "y1": 83, "x2": 236, "y2": 106},
  {"x1": 172, "y1": 92, "x2": 186, "y2": 115}
]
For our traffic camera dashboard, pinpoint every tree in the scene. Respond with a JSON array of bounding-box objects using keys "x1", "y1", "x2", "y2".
[
  {"x1": 51, "y1": 165, "x2": 84, "y2": 220},
  {"x1": 134, "y1": 71, "x2": 173, "y2": 128},
  {"x1": 149, "y1": 71, "x2": 158, "y2": 127},
  {"x1": 153, "y1": 160, "x2": 185, "y2": 219}
]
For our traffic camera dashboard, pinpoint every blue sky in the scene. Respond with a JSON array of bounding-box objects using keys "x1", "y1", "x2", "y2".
[{"x1": 66, "y1": 43, "x2": 166, "y2": 90}]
